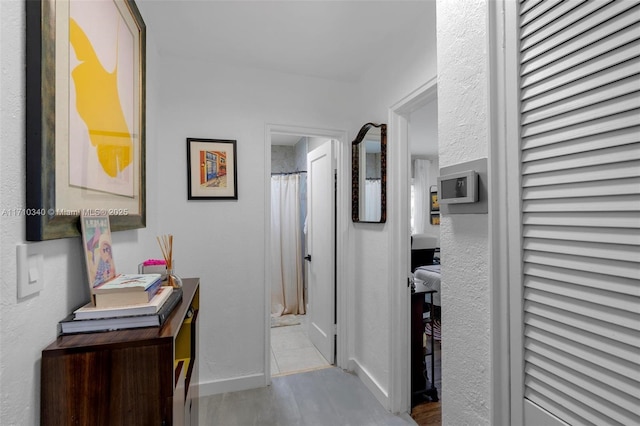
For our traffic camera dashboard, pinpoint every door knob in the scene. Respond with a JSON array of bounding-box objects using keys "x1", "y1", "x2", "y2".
[{"x1": 304, "y1": 255, "x2": 312, "y2": 262}]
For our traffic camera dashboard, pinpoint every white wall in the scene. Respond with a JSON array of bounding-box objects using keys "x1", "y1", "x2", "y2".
[
  {"x1": 152, "y1": 55, "x2": 358, "y2": 392},
  {"x1": 437, "y1": 0, "x2": 492, "y2": 424},
  {"x1": 149, "y1": 0, "x2": 438, "y2": 400},
  {"x1": 409, "y1": 96, "x2": 438, "y2": 156},
  {"x1": 410, "y1": 97, "x2": 440, "y2": 238},
  {"x1": 348, "y1": 0, "x2": 438, "y2": 405},
  {"x1": 0, "y1": 2, "x2": 162, "y2": 424}
]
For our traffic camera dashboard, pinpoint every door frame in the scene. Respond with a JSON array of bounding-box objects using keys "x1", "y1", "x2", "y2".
[
  {"x1": 264, "y1": 124, "x2": 349, "y2": 384},
  {"x1": 386, "y1": 1, "x2": 516, "y2": 419},
  {"x1": 387, "y1": 77, "x2": 438, "y2": 413},
  {"x1": 487, "y1": 0, "x2": 522, "y2": 423},
  {"x1": 488, "y1": 0, "x2": 521, "y2": 424}
]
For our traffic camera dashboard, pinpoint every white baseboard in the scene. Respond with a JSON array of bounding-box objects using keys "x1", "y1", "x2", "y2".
[
  {"x1": 196, "y1": 373, "x2": 266, "y2": 397},
  {"x1": 348, "y1": 358, "x2": 390, "y2": 410}
]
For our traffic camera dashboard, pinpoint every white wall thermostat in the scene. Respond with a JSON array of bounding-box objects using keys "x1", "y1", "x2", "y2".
[
  {"x1": 437, "y1": 158, "x2": 487, "y2": 215},
  {"x1": 437, "y1": 170, "x2": 478, "y2": 204}
]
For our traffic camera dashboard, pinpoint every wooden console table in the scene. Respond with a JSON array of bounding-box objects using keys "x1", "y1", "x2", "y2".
[{"x1": 40, "y1": 278, "x2": 200, "y2": 426}]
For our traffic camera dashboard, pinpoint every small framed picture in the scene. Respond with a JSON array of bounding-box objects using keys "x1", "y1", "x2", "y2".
[
  {"x1": 430, "y1": 188, "x2": 439, "y2": 212},
  {"x1": 187, "y1": 138, "x2": 238, "y2": 200}
]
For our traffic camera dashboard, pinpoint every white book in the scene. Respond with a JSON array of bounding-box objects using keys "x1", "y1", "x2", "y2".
[{"x1": 73, "y1": 286, "x2": 173, "y2": 320}]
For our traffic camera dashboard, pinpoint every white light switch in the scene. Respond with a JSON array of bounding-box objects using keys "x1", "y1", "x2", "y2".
[
  {"x1": 29, "y1": 265, "x2": 39, "y2": 282},
  {"x1": 17, "y1": 244, "x2": 44, "y2": 298}
]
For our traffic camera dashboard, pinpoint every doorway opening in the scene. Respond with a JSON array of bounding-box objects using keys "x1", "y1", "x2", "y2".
[
  {"x1": 265, "y1": 125, "x2": 349, "y2": 383},
  {"x1": 269, "y1": 135, "x2": 329, "y2": 376},
  {"x1": 406, "y1": 95, "x2": 442, "y2": 420},
  {"x1": 387, "y1": 78, "x2": 441, "y2": 417}
]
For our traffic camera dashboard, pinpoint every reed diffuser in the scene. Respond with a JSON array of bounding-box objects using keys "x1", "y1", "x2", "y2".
[{"x1": 157, "y1": 234, "x2": 182, "y2": 288}]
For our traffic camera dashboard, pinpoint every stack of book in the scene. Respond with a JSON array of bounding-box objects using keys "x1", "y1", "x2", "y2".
[
  {"x1": 92, "y1": 273, "x2": 164, "y2": 308},
  {"x1": 58, "y1": 213, "x2": 183, "y2": 335},
  {"x1": 59, "y1": 286, "x2": 183, "y2": 334}
]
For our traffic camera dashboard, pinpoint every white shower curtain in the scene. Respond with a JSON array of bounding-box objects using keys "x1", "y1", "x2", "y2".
[
  {"x1": 271, "y1": 174, "x2": 305, "y2": 316},
  {"x1": 365, "y1": 179, "x2": 381, "y2": 221},
  {"x1": 413, "y1": 159, "x2": 430, "y2": 234}
]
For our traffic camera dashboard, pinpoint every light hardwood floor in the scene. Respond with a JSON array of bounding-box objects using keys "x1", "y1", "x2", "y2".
[
  {"x1": 198, "y1": 318, "x2": 441, "y2": 425},
  {"x1": 198, "y1": 367, "x2": 417, "y2": 425}
]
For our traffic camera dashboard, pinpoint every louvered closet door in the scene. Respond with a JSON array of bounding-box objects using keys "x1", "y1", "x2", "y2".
[{"x1": 518, "y1": 1, "x2": 640, "y2": 425}]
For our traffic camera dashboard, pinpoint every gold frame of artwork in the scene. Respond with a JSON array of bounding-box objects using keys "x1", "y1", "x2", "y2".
[{"x1": 25, "y1": 0, "x2": 146, "y2": 241}]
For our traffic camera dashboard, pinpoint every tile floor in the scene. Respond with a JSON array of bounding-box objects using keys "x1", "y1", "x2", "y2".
[{"x1": 270, "y1": 314, "x2": 331, "y2": 376}]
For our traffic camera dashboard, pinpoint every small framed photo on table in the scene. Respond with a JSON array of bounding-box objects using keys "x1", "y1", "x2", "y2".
[{"x1": 186, "y1": 138, "x2": 238, "y2": 200}]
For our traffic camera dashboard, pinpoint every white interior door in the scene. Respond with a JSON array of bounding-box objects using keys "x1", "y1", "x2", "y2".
[
  {"x1": 512, "y1": 2, "x2": 640, "y2": 425},
  {"x1": 306, "y1": 140, "x2": 336, "y2": 364}
]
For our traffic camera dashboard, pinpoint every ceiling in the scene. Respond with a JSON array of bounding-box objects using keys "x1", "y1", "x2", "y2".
[
  {"x1": 138, "y1": 0, "x2": 435, "y2": 82},
  {"x1": 137, "y1": 1, "x2": 438, "y2": 155}
]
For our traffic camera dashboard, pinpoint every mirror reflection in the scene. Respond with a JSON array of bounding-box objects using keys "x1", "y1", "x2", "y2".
[{"x1": 352, "y1": 123, "x2": 386, "y2": 223}]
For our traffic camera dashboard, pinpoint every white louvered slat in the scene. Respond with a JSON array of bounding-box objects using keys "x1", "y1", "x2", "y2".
[
  {"x1": 521, "y1": 4, "x2": 640, "y2": 74},
  {"x1": 526, "y1": 368, "x2": 628, "y2": 426},
  {"x1": 523, "y1": 211, "x2": 640, "y2": 228},
  {"x1": 521, "y1": 41, "x2": 639, "y2": 100},
  {"x1": 525, "y1": 362, "x2": 639, "y2": 425},
  {"x1": 522, "y1": 77, "x2": 640, "y2": 125},
  {"x1": 525, "y1": 326, "x2": 640, "y2": 380},
  {"x1": 518, "y1": 3, "x2": 640, "y2": 424},
  {"x1": 524, "y1": 250, "x2": 639, "y2": 279},
  {"x1": 524, "y1": 237, "x2": 640, "y2": 262},
  {"x1": 524, "y1": 338, "x2": 639, "y2": 425},
  {"x1": 521, "y1": 0, "x2": 586, "y2": 40},
  {"x1": 520, "y1": 0, "x2": 617, "y2": 52},
  {"x1": 526, "y1": 351, "x2": 640, "y2": 422},
  {"x1": 520, "y1": 0, "x2": 562, "y2": 28},
  {"x1": 520, "y1": 0, "x2": 546, "y2": 16},
  {"x1": 525, "y1": 301, "x2": 640, "y2": 355},
  {"x1": 525, "y1": 384, "x2": 612, "y2": 426},
  {"x1": 523, "y1": 177, "x2": 640, "y2": 199},
  {"x1": 525, "y1": 280, "x2": 640, "y2": 322},
  {"x1": 524, "y1": 195, "x2": 640, "y2": 213},
  {"x1": 521, "y1": 110, "x2": 640, "y2": 150},
  {"x1": 522, "y1": 92, "x2": 640, "y2": 137},
  {"x1": 522, "y1": 60, "x2": 640, "y2": 113},
  {"x1": 524, "y1": 263, "x2": 640, "y2": 297},
  {"x1": 525, "y1": 314, "x2": 638, "y2": 367},
  {"x1": 525, "y1": 338, "x2": 639, "y2": 398},
  {"x1": 522, "y1": 143, "x2": 640, "y2": 174},
  {"x1": 522, "y1": 127, "x2": 640, "y2": 162},
  {"x1": 523, "y1": 161, "x2": 640, "y2": 186},
  {"x1": 523, "y1": 225, "x2": 640, "y2": 246}
]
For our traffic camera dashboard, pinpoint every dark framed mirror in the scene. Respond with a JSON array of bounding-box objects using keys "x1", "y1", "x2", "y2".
[{"x1": 352, "y1": 123, "x2": 386, "y2": 223}]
